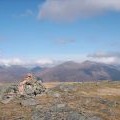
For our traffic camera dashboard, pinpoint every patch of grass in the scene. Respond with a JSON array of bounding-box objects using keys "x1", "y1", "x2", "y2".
[{"x1": 0, "y1": 81, "x2": 120, "y2": 120}]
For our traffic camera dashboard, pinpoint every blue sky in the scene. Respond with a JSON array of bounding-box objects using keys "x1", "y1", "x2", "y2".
[{"x1": 0, "y1": 0, "x2": 120, "y2": 66}]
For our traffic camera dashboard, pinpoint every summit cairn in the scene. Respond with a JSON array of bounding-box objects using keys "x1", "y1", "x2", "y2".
[
  {"x1": 0, "y1": 73, "x2": 46, "y2": 104},
  {"x1": 18, "y1": 73, "x2": 46, "y2": 96}
]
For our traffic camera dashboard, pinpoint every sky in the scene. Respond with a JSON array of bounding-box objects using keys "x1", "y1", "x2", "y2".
[{"x1": 0, "y1": 0, "x2": 120, "y2": 66}]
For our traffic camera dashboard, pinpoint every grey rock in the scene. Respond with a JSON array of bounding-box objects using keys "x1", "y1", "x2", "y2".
[
  {"x1": 32, "y1": 109, "x2": 45, "y2": 120},
  {"x1": 50, "y1": 104, "x2": 71, "y2": 112},
  {"x1": 59, "y1": 84, "x2": 77, "y2": 92},
  {"x1": 1, "y1": 95, "x2": 14, "y2": 104},
  {"x1": 100, "y1": 109, "x2": 111, "y2": 115},
  {"x1": 87, "y1": 116, "x2": 102, "y2": 120},
  {"x1": 20, "y1": 98, "x2": 39, "y2": 106},
  {"x1": 5, "y1": 84, "x2": 18, "y2": 94},
  {"x1": 44, "y1": 112, "x2": 52, "y2": 120},
  {"x1": 66, "y1": 112, "x2": 86, "y2": 120},
  {"x1": 52, "y1": 93, "x2": 61, "y2": 98},
  {"x1": 0, "y1": 84, "x2": 18, "y2": 104},
  {"x1": 13, "y1": 116, "x2": 25, "y2": 120},
  {"x1": 36, "y1": 105, "x2": 43, "y2": 109},
  {"x1": 57, "y1": 104, "x2": 66, "y2": 108},
  {"x1": 99, "y1": 99, "x2": 115, "y2": 107}
]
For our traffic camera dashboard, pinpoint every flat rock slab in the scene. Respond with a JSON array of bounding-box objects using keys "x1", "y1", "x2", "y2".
[
  {"x1": 21, "y1": 98, "x2": 39, "y2": 106},
  {"x1": 66, "y1": 112, "x2": 86, "y2": 120},
  {"x1": 87, "y1": 116, "x2": 102, "y2": 120},
  {"x1": 32, "y1": 109, "x2": 103, "y2": 120},
  {"x1": 0, "y1": 95, "x2": 15, "y2": 104}
]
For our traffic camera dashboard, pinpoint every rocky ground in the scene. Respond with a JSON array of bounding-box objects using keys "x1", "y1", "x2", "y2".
[{"x1": 0, "y1": 81, "x2": 120, "y2": 120}]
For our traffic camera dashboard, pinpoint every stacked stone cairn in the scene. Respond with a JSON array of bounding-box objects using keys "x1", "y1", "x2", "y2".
[{"x1": 0, "y1": 73, "x2": 46, "y2": 104}]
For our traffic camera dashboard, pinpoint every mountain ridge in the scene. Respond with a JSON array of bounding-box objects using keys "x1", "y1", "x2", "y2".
[
  {"x1": 0, "y1": 61, "x2": 120, "y2": 83},
  {"x1": 38, "y1": 61, "x2": 120, "y2": 82}
]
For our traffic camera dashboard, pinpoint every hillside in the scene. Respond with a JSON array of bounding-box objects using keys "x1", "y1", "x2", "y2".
[
  {"x1": 39, "y1": 61, "x2": 120, "y2": 82},
  {"x1": 0, "y1": 65, "x2": 29, "y2": 83},
  {"x1": 0, "y1": 61, "x2": 120, "y2": 83}
]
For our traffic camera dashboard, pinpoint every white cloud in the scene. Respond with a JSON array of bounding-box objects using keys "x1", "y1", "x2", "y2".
[
  {"x1": 35, "y1": 59, "x2": 54, "y2": 65},
  {"x1": 38, "y1": 0, "x2": 120, "y2": 21},
  {"x1": 88, "y1": 52, "x2": 120, "y2": 64},
  {"x1": 1, "y1": 52, "x2": 120, "y2": 67},
  {"x1": 0, "y1": 58, "x2": 25, "y2": 66},
  {"x1": 88, "y1": 52, "x2": 120, "y2": 58},
  {"x1": 0, "y1": 58, "x2": 54, "y2": 66},
  {"x1": 93, "y1": 57, "x2": 117, "y2": 64}
]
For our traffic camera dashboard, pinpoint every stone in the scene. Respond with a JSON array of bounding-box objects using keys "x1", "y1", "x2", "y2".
[
  {"x1": 21, "y1": 98, "x2": 39, "y2": 106},
  {"x1": 66, "y1": 112, "x2": 86, "y2": 120},
  {"x1": 1, "y1": 94, "x2": 14, "y2": 104},
  {"x1": 59, "y1": 84, "x2": 77, "y2": 92},
  {"x1": 0, "y1": 84, "x2": 18, "y2": 104},
  {"x1": 87, "y1": 116, "x2": 102, "y2": 120},
  {"x1": 44, "y1": 112, "x2": 52, "y2": 120},
  {"x1": 13, "y1": 116, "x2": 25, "y2": 120},
  {"x1": 50, "y1": 104, "x2": 71, "y2": 112},
  {"x1": 32, "y1": 109, "x2": 45, "y2": 120},
  {"x1": 52, "y1": 92, "x2": 61, "y2": 98}
]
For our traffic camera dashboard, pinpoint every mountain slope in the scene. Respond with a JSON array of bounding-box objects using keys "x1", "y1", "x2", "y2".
[
  {"x1": 0, "y1": 65, "x2": 29, "y2": 83},
  {"x1": 0, "y1": 61, "x2": 120, "y2": 83},
  {"x1": 38, "y1": 61, "x2": 120, "y2": 82},
  {"x1": 0, "y1": 65, "x2": 46, "y2": 83}
]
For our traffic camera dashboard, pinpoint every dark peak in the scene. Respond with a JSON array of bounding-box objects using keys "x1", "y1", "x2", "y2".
[
  {"x1": 82, "y1": 60, "x2": 108, "y2": 66},
  {"x1": 58, "y1": 61, "x2": 80, "y2": 67},
  {"x1": 31, "y1": 66, "x2": 47, "y2": 74},
  {"x1": 62, "y1": 61, "x2": 77, "y2": 65},
  {"x1": 7, "y1": 65, "x2": 27, "y2": 69},
  {"x1": 0, "y1": 65, "x2": 4, "y2": 69},
  {"x1": 82, "y1": 60, "x2": 97, "y2": 64},
  {"x1": 32, "y1": 66, "x2": 43, "y2": 70}
]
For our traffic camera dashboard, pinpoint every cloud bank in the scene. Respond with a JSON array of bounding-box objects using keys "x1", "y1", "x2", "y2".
[
  {"x1": 0, "y1": 58, "x2": 54, "y2": 67},
  {"x1": 38, "y1": 0, "x2": 120, "y2": 21},
  {"x1": 88, "y1": 52, "x2": 120, "y2": 64},
  {"x1": 1, "y1": 52, "x2": 120, "y2": 66}
]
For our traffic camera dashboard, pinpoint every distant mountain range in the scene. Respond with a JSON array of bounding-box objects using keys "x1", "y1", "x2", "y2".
[
  {"x1": 0, "y1": 65, "x2": 29, "y2": 83},
  {"x1": 0, "y1": 61, "x2": 120, "y2": 83}
]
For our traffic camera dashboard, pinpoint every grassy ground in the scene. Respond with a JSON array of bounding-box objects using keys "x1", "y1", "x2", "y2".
[{"x1": 0, "y1": 81, "x2": 120, "y2": 120}]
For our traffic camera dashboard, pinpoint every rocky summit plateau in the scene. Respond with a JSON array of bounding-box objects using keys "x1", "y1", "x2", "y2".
[{"x1": 0, "y1": 76, "x2": 120, "y2": 120}]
